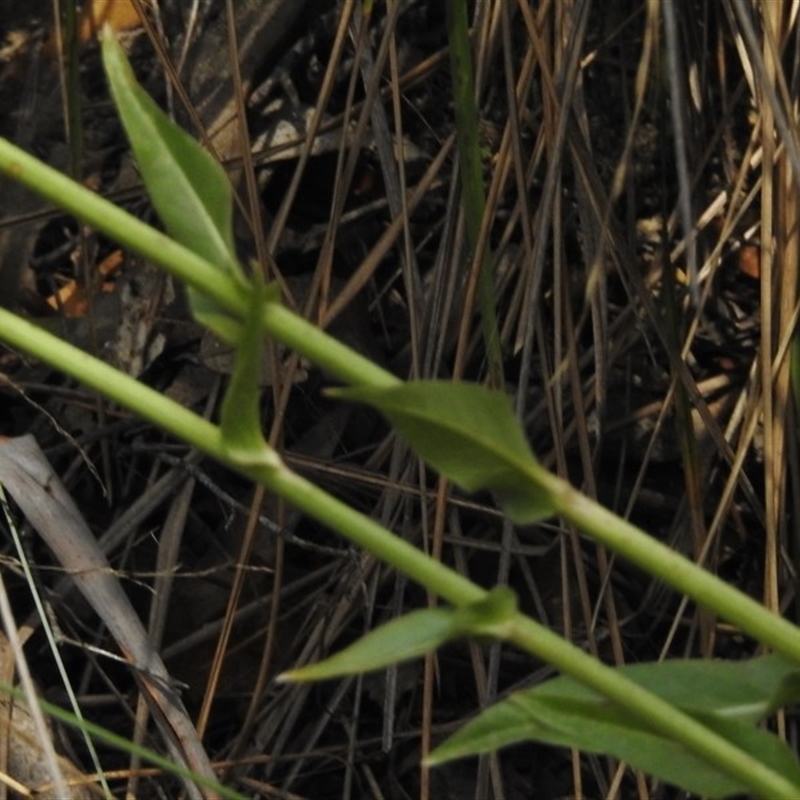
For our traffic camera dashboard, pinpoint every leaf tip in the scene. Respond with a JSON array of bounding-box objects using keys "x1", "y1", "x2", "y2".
[{"x1": 276, "y1": 667, "x2": 319, "y2": 683}]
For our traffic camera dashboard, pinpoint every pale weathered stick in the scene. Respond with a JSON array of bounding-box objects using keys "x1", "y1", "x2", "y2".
[{"x1": 0, "y1": 435, "x2": 219, "y2": 799}]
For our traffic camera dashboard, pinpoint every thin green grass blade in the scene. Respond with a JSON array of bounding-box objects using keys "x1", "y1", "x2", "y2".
[
  {"x1": 445, "y1": 0, "x2": 503, "y2": 386},
  {"x1": 0, "y1": 681, "x2": 245, "y2": 800}
]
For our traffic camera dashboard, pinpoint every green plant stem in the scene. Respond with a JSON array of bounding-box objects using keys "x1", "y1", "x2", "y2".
[
  {"x1": 0, "y1": 139, "x2": 243, "y2": 311},
  {"x1": 0, "y1": 137, "x2": 399, "y2": 391},
  {"x1": 538, "y1": 468, "x2": 800, "y2": 666},
  {"x1": 0, "y1": 309, "x2": 467, "y2": 600},
  {"x1": 2, "y1": 131, "x2": 800, "y2": 796},
  {"x1": 505, "y1": 617, "x2": 799, "y2": 799},
  {"x1": 0, "y1": 310, "x2": 796, "y2": 797},
  {"x1": 261, "y1": 301, "x2": 400, "y2": 389}
]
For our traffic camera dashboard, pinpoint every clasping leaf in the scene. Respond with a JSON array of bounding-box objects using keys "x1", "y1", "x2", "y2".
[
  {"x1": 332, "y1": 381, "x2": 556, "y2": 522},
  {"x1": 101, "y1": 29, "x2": 245, "y2": 338},
  {"x1": 279, "y1": 587, "x2": 519, "y2": 683},
  {"x1": 219, "y1": 277, "x2": 281, "y2": 468},
  {"x1": 428, "y1": 655, "x2": 800, "y2": 799}
]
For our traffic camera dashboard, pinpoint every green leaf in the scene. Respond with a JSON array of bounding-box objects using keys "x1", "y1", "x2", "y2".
[
  {"x1": 219, "y1": 278, "x2": 279, "y2": 468},
  {"x1": 277, "y1": 607, "x2": 459, "y2": 682},
  {"x1": 331, "y1": 381, "x2": 555, "y2": 522},
  {"x1": 279, "y1": 588, "x2": 519, "y2": 683},
  {"x1": 452, "y1": 586, "x2": 518, "y2": 639},
  {"x1": 100, "y1": 29, "x2": 244, "y2": 333},
  {"x1": 692, "y1": 710, "x2": 800, "y2": 795},
  {"x1": 430, "y1": 690, "x2": 800, "y2": 798},
  {"x1": 533, "y1": 654, "x2": 800, "y2": 725},
  {"x1": 428, "y1": 656, "x2": 800, "y2": 799}
]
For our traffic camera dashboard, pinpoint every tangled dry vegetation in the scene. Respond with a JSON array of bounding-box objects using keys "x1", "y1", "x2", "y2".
[{"x1": 0, "y1": 0, "x2": 798, "y2": 797}]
